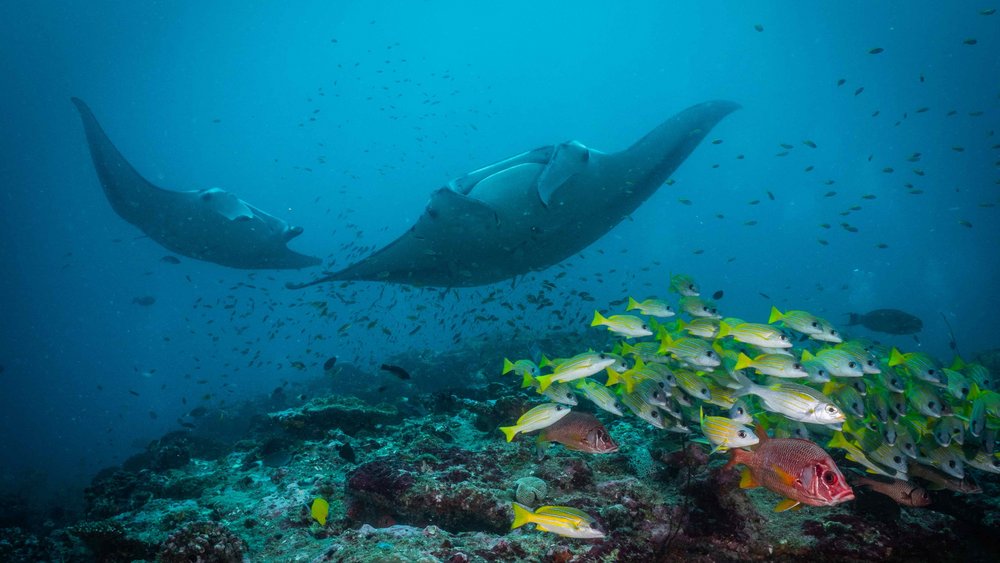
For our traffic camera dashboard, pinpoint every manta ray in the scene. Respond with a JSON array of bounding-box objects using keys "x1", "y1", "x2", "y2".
[
  {"x1": 288, "y1": 100, "x2": 739, "y2": 288},
  {"x1": 72, "y1": 98, "x2": 320, "y2": 269}
]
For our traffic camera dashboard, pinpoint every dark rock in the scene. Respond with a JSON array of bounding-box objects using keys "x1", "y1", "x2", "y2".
[
  {"x1": 68, "y1": 520, "x2": 157, "y2": 562},
  {"x1": 270, "y1": 396, "x2": 402, "y2": 438}
]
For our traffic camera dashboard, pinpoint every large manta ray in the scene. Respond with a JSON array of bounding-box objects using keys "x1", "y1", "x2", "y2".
[
  {"x1": 72, "y1": 98, "x2": 320, "y2": 269},
  {"x1": 288, "y1": 100, "x2": 739, "y2": 288}
]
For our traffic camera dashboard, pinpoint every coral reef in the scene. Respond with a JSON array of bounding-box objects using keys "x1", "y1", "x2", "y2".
[
  {"x1": 3, "y1": 345, "x2": 999, "y2": 562},
  {"x1": 157, "y1": 521, "x2": 248, "y2": 563},
  {"x1": 514, "y1": 477, "x2": 548, "y2": 505},
  {"x1": 269, "y1": 396, "x2": 402, "y2": 439}
]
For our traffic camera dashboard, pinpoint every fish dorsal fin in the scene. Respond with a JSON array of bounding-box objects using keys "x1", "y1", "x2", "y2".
[
  {"x1": 773, "y1": 498, "x2": 801, "y2": 512},
  {"x1": 739, "y1": 468, "x2": 760, "y2": 489},
  {"x1": 771, "y1": 464, "x2": 797, "y2": 486},
  {"x1": 536, "y1": 140, "x2": 591, "y2": 207}
]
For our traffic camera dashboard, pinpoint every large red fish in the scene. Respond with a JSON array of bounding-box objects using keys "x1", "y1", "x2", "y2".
[{"x1": 724, "y1": 426, "x2": 854, "y2": 511}]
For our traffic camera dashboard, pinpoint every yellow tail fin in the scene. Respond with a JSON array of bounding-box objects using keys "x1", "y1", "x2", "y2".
[
  {"x1": 536, "y1": 374, "x2": 554, "y2": 392},
  {"x1": 734, "y1": 352, "x2": 754, "y2": 371},
  {"x1": 500, "y1": 425, "x2": 519, "y2": 442},
  {"x1": 768, "y1": 306, "x2": 784, "y2": 324},
  {"x1": 502, "y1": 358, "x2": 515, "y2": 375},
  {"x1": 888, "y1": 347, "x2": 906, "y2": 367},
  {"x1": 626, "y1": 296, "x2": 640, "y2": 311},
  {"x1": 510, "y1": 502, "x2": 533, "y2": 529},
  {"x1": 717, "y1": 321, "x2": 732, "y2": 338},
  {"x1": 591, "y1": 310, "x2": 607, "y2": 327},
  {"x1": 521, "y1": 372, "x2": 535, "y2": 389}
]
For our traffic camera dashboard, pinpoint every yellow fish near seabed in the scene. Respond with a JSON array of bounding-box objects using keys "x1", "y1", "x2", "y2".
[{"x1": 311, "y1": 497, "x2": 329, "y2": 526}]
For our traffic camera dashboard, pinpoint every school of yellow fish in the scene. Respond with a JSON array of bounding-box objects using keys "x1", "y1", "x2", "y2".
[{"x1": 501, "y1": 274, "x2": 999, "y2": 538}]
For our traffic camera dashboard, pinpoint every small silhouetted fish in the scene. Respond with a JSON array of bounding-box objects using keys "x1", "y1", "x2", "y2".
[
  {"x1": 380, "y1": 364, "x2": 411, "y2": 380},
  {"x1": 759, "y1": 292, "x2": 771, "y2": 300},
  {"x1": 188, "y1": 406, "x2": 208, "y2": 418},
  {"x1": 376, "y1": 385, "x2": 388, "y2": 393},
  {"x1": 754, "y1": 23, "x2": 764, "y2": 32},
  {"x1": 854, "y1": 87, "x2": 864, "y2": 96},
  {"x1": 132, "y1": 296, "x2": 156, "y2": 306},
  {"x1": 963, "y1": 38, "x2": 977, "y2": 45},
  {"x1": 337, "y1": 442, "x2": 356, "y2": 463},
  {"x1": 712, "y1": 290, "x2": 724, "y2": 300},
  {"x1": 847, "y1": 309, "x2": 923, "y2": 335},
  {"x1": 129, "y1": 389, "x2": 140, "y2": 396},
  {"x1": 161, "y1": 255, "x2": 181, "y2": 264},
  {"x1": 324, "y1": 357, "x2": 338, "y2": 371},
  {"x1": 767, "y1": 191, "x2": 775, "y2": 201},
  {"x1": 837, "y1": 78, "x2": 846, "y2": 86},
  {"x1": 868, "y1": 47, "x2": 884, "y2": 54}
]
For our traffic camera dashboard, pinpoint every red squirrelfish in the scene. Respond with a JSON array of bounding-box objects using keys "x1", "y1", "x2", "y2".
[
  {"x1": 536, "y1": 412, "x2": 619, "y2": 458},
  {"x1": 724, "y1": 425, "x2": 855, "y2": 511}
]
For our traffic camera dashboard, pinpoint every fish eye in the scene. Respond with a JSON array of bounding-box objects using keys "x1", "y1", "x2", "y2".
[
  {"x1": 848, "y1": 361, "x2": 857, "y2": 369},
  {"x1": 706, "y1": 351, "x2": 715, "y2": 357},
  {"x1": 928, "y1": 369, "x2": 936, "y2": 376},
  {"x1": 737, "y1": 430, "x2": 747, "y2": 438},
  {"x1": 904, "y1": 443, "x2": 913, "y2": 451},
  {"x1": 893, "y1": 456, "x2": 902, "y2": 464},
  {"x1": 810, "y1": 321, "x2": 819, "y2": 328},
  {"x1": 599, "y1": 353, "x2": 607, "y2": 359},
  {"x1": 948, "y1": 460, "x2": 956, "y2": 468},
  {"x1": 651, "y1": 411, "x2": 659, "y2": 418},
  {"x1": 566, "y1": 393, "x2": 573, "y2": 399},
  {"x1": 556, "y1": 405, "x2": 565, "y2": 411},
  {"x1": 830, "y1": 330, "x2": 839, "y2": 337},
  {"x1": 823, "y1": 471, "x2": 836, "y2": 484},
  {"x1": 641, "y1": 324, "x2": 648, "y2": 330},
  {"x1": 779, "y1": 335, "x2": 788, "y2": 341},
  {"x1": 961, "y1": 387, "x2": 969, "y2": 395},
  {"x1": 928, "y1": 401, "x2": 936, "y2": 410},
  {"x1": 793, "y1": 363, "x2": 803, "y2": 370},
  {"x1": 826, "y1": 405, "x2": 837, "y2": 413}
]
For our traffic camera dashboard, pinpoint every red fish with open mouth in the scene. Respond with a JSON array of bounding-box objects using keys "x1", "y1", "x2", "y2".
[{"x1": 724, "y1": 425, "x2": 854, "y2": 512}]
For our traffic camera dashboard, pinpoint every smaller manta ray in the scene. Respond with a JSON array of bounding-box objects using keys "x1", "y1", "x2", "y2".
[
  {"x1": 72, "y1": 98, "x2": 320, "y2": 269},
  {"x1": 288, "y1": 100, "x2": 740, "y2": 289}
]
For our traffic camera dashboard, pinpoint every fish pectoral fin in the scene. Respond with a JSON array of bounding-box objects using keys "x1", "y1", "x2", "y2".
[
  {"x1": 773, "y1": 498, "x2": 801, "y2": 512},
  {"x1": 771, "y1": 464, "x2": 797, "y2": 486},
  {"x1": 739, "y1": 468, "x2": 760, "y2": 489}
]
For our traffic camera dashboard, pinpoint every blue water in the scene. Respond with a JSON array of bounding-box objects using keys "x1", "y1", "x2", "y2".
[{"x1": 1, "y1": 1, "x2": 997, "y2": 505}]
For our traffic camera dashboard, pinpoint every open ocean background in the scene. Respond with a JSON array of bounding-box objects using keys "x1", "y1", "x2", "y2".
[{"x1": 1, "y1": 1, "x2": 997, "y2": 509}]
